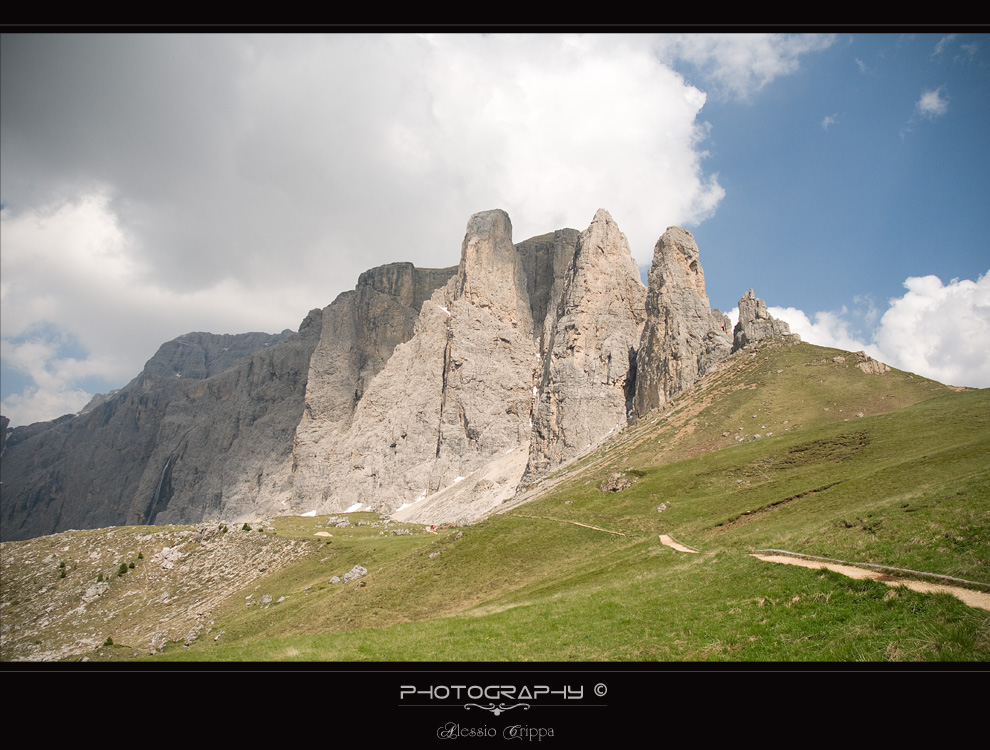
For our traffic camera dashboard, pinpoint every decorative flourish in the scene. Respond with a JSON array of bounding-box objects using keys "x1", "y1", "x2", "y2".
[{"x1": 464, "y1": 703, "x2": 530, "y2": 716}]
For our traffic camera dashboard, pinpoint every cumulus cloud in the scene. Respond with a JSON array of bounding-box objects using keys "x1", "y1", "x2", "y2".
[
  {"x1": 0, "y1": 33, "x2": 839, "y2": 425},
  {"x1": 917, "y1": 87, "x2": 949, "y2": 118},
  {"x1": 769, "y1": 306, "x2": 879, "y2": 359},
  {"x1": 771, "y1": 272, "x2": 990, "y2": 389},
  {"x1": 1, "y1": 336, "x2": 99, "y2": 427},
  {"x1": 822, "y1": 113, "x2": 839, "y2": 130},
  {"x1": 872, "y1": 273, "x2": 990, "y2": 387},
  {"x1": 0, "y1": 192, "x2": 310, "y2": 423}
]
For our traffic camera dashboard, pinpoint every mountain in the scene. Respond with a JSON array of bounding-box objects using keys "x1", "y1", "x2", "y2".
[
  {"x1": 0, "y1": 208, "x2": 842, "y2": 541},
  {"x1": 0, "y1": 327, "x2": 316, "y2": 541}
]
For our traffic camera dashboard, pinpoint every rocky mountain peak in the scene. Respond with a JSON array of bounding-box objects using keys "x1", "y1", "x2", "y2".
[
  {"x1": 732, "y1": 288, "x2": 795, "y2": 352},
  {"x1": 135, "y1": 330, "x2": 295, "y2": 386},
  {"x1": 633, "y1": 227, "x2": 733, "y2": 416},
  {"x1": 526, "y1": 209, "x2": 647, "y2": 478},
  {"x1": 1, "y1": 208, "x2": 807, "y2": 539},
  {"x1": 455, "y1": 209, "x2": 534, "y2": 337},
  {"x1": 653, "y1": 226, "x2": 708, "y2": 296}
]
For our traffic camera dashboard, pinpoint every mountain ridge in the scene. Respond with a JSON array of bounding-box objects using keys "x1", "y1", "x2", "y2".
[{"x1": 2, "y1": 208, "x2": 810, "y2": 541}]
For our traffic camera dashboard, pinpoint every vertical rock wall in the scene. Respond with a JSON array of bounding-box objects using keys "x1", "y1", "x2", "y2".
[
  {"x1": 634, "y1": 226, "x2": 733, "y2": 416},
  {"x1": 2, "y1": 208, "x2": 802, "y2": 538},
  {"x1": 526, "y1": 209, "x2": 646, "y2": 477}
]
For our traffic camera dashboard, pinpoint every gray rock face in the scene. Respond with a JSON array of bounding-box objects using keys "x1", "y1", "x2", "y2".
[
  {"x1": 634, "y1": 227, "x2": 732, "y2": 416},
  {"x1": 732, "y1": 289, "x2": 794, "y2": 352},
  {"x1": 136, "y1": 330, "x2": 295, "y2": 384},
  {"x1": 131, "y1": 313, "x2": 323, "y2": 527},
  {"x1": 308, "y1": 208, "x2": 648, "y2": 521},
  {"x1": 307, "y1": 209, "x2": 541, "y2": 515},
  {"x1": 290, "y1": 262, "x2": 456, "y2": 505},
  {"x1": 515, "y1": 228, "x2": 580, "y2": 353},
  {"x1": 0, "y1": 319, "x2": 322, "y2": 542},
  {"x1": 527, "y1": 209, "x2": 646, "y2": 477}
]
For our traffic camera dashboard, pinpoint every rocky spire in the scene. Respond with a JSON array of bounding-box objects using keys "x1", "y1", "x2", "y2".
[
  {"x1": 731, "y1": 288, "x2": 794, "y2": 352},
  {"x1": 527, "y1": 209, "x2": 647, "y2": 477},
  {"x1": 634, "y1": 227, "x2": 732, "y2": 416},
  {"x1": 455, "y1": 209, "x2": 535, "y2": 338}
]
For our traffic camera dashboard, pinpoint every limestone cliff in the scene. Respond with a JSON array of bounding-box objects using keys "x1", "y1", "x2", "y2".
[
  {"x1": 513, "y1": 228, "x2": 580, "y2": 354},
  {"x1": 0, "y1": 324, "x2": 319, "y2": 541},
  {"x1": 526, "y1": 209, "x2": 646, "y2": 477},
  {"x1": 306, "y1": 209, "x2": 541, "y2": 515},
  {"x1": 1, "y1": 208, "x2": 801, "y2": 539},
  {"x1": 311, "y1": 208, "x2": 648, "y2": 522},
  {"x1": 634, "y1": 227, "x2": 733, "y2": 416},
  {"x1": 290, "y1": 262, "x2": 456, "y2": 505}
]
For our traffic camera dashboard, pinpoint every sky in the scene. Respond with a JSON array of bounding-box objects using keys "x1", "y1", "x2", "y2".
[{"x1": 2, "y1": 32, "x2": 988, "y2": 427}]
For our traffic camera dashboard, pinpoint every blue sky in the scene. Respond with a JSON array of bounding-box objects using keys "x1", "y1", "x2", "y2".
[
  {"x1": 695, "y1": 33, "x2": 989, "y2": 318},
  {"x1": 2, "y1": 32, "x2": 988, "y2": 426}
]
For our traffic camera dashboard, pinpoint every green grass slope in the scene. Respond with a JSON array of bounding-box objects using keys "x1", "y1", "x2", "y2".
[{"x1": 4, "y1": 342, "x2": 986, "y2": 663}]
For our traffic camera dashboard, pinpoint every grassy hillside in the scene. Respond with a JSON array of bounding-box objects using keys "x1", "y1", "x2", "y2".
[{"x1": 2, "y1": 341, "x2": 987, "y2": 662}]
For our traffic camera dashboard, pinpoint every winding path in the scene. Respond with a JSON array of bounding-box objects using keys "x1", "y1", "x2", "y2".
[
  {"x1": 654, "y1": 532, "x2": 989, "y2": 612},
  {"x1": 752, "y1": 553, "x2": 990, "y2": 612}
]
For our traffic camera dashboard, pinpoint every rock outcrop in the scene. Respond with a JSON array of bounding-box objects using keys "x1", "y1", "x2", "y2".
[
  {"x1": 526, "y1": 209, "x2": 646, "y2": 477},
  {"x1": 855, "y1": 350, "x2": 890, "y2": 375},
  {"x1": 634, "y1": 227, "x2": 732, "y2": 416},
  {"x1": 732, "y1": 289, "x2": 794, "y2": 352}
]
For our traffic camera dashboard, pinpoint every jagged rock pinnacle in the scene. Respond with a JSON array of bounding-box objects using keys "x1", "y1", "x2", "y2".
[
  {"x1": 732, "y1": 288, "x2": 794, "y2": 352},
  {"x1": 526, "y1": 209, "x2": 647, "y2": 477},
  {"x1": 634, "y1": 227, "x2": 732, "y2": 416}
]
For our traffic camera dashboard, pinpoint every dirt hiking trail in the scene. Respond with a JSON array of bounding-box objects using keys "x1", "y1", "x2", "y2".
[{"x1": 753, "y1": 554, "x2": 990, "y2": 611}]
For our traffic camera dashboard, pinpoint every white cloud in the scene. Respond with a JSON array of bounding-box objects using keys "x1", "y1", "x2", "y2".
[
  {"x1": 822, "y1": 113, "x2": 839, "y2": 130},
  {"x1": 0, "y1": 336, "x2": 104, "y2": 426},
  {"x1": 0, "y1": 33, "x2": 842, "y2": 426},
  {"x1": 933, "y1": 34, "x2": 957, "y2": 57},
  {"x1": 0, "y1": 192, "x2": 309, "y2": 424},
  {"x1": 769, "y1": 306, "x2": 879, "y2": 359},
  {"x1": 959, "y1": 42, "x2": 980, "y2": 61},
  {"x1": 872, "y1": 273, "x2": 990, "y2": 387},
  {"x1": 917, "y1": 87, "x2": 949, "y2": 118},
  {"x1": 771, "y1": 272, "x2": 990, "y2": 388},
  {"x1": 651, "y1": 33, "x2": 836, "y2": 100}
]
